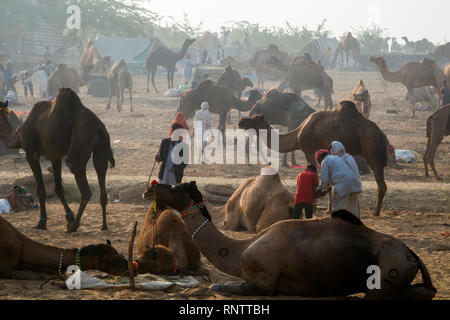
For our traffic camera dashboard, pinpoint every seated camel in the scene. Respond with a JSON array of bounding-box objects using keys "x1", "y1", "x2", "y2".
[
  {"x1": 178, "y1": 79, "x2": 262, "y2": 133},
  {"x1": 0, "y1": 216, "x2": 128, "y2": 280},
  {"x1": 107, "y1": 58, "x2": 133, "y2": 112},
  {"x1": 423, "y1": 104, "x2": 450, "y2": 180},
  {"x1": 47, "y1": 64, "x2": 82, "y2": 98},
  {"x1": 145, "y1": 181, "x2": 436, "y2": 299}
]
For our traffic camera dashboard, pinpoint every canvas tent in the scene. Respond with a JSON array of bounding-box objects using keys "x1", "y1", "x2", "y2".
[
  {"x1": 94, "y1": 36, "x2": 155, "y2": 71},
  {"x1": 298, "y1": 37, "x2": 340, "y2": 63}
]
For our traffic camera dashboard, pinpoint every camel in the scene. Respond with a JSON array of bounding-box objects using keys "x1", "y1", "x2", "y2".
[
  {"x1": 0, "y1": 216, "x2": 128, "y2": 280},
  {"x1": 0, "y1": 92, "x2": 115, "y2": 233},
  {"x1": 434, "y1": 43, "x2": 450, "y2": 66},
  {"x1": 220, "y1": 56, "x2": 251, "y2": 71},
  {"x1": 445, "y1": 64, "x2": 450, "y2": 83},
  {"x1": 79, "y1": 40, "x2": 101, "y2": 85},
  {"x1": 250, "y1": 44, "x2": 290, "y2": 89},
  {"x1": 401, "y1": 37, "x2": 435, "y2": 54},
  {"x1": 268, "y1": 55, "x2": 334, "y2": 110},
  {"x1": 145, "y1": 38, "x2": 196, "y2": 93},
  {"x1": 47, "y1": 64, "x2": 82, "y2": 98},
  {"x1": 145, "y1": 181, "x2": 436, "y2": 299},
  {"x1": 332, "y1": 33, "x2": 360, "y2": 68},
  {"x1": 423, "y1": 104, "x2": 450, "y2": 180},
  {"x1": 249, "y1": 89, "x2": 315, "y2": 166},
  {"x1": 238, "y1": 100, "x2": 392, "y2": 217},
  {"x1": 370, "y1": 56, "x2": 447, "y2": 117},
  {"x1": 178, "y1": 79, "x2": 262, "y2": 133},
  {"x1": 107, "y1": 59, "x2": 133, "y2": 112},
  {"x1": 350, "y1": 80, "x2": 372, "y2": 118},
  {"x1": 195, "y1": 31, "x2": 229, "y2": 65}
]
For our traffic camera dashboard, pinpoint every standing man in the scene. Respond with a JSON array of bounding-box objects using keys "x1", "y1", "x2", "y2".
[
  {"x1": 315, "y1": 149, "x2": 362, "y2": 219},
  {"x1": 183, "y1": 53, "x2": 195, "y2": 85},
  {"x1": 294, "y1": 164, "x2": 319, "y2": 219}
]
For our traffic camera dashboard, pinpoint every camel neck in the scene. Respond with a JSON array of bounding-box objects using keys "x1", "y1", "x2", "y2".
[
  {"x1": 175, "y1": 43, "x2": 191, "y2": 61},
  {"x1": 260, "y1": 126, "x2": 300, "y2": 154},
  {"x1": 180, "y1": 205, "x2": 257, "y2": 277},
  {"x1": 376, "y1": 63, "x2": 402, "y2": 83},
  {"x1": 0, "y1": 115, "x2": 20, "y2": 149}
]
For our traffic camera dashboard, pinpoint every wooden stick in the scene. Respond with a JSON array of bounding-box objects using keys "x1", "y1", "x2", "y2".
[{"x1": 128, "y1": 221, "x2": 138, "y2": 291}]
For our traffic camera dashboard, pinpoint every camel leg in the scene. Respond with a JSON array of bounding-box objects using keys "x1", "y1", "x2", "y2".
[
  {"x1": 0, "y1": 267, "x2": 47, "y2": 281},
  {"x1": 151, "y1": 66, "x2": 158, "y2": 93},
  {"x1": 218, "y1": 111, "x2": 227, "y2": 135},
  {"x1": 118, "y1": 87, "x2": 124, "y2": 112},
  {"x1": 106, "y1": 80, "x2": 112, "y2": 110},
  {"x1": 116, "y1": 84, "x2": 121, "y2": 112},
  {"x1": 67, "y1": 164, "x2": 91, "y2": 233},
  {"x1": 171, "y1": 68, "x2": 175, "y2": 89},
  {"x1": 129, "y1": 87, "x2": 133, "y2": 112},
  {"x1": 146, "y1": 67, "x2": 150, "y2": 93},
  {"x1": 26, "y1": 154, "x2": 47, "y2": 230},
  {"x1": 407, "y1": 87, "x2": 416, "y2": 118},
  {"x1": 167, "y1": 66, "x2": 171, "y2": 89},
  {"x1": 423, "y1": 136, "x2": 432, "y2": 178},
  {"x1": 372, "y1": 164, "x2": 387, "y2": 217},
  {"x1": 291, "y1": 151, "x2": 298, "y2": 167},
  {"x1": 93, "y1": 151, "x2": 109, "y2": 231},
  {"x1": 51, "y1": 159, "x2": 74, "y2": 225},
  {"x1": 427, "y1": 134, "x2": 444, "y2": 180}
]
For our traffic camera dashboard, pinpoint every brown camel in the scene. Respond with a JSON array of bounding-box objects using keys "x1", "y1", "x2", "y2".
[
  {"x1": 250, "y1": 44, "x2": 290, "y2": 89},
  {"x1": 239, "y1": 100, "x2": 391, "y2": 217},
  {"x1": 178, "y1": 79, "x2": 262, "y2": 133},
  {"x1": 79, "y1": 40, "x2": 101, "y2": 85},
  {"x1": 249, "y1": 89, "x2": 316, "y2": 166},
  {"x1": 0, "y1": 216, "x2": 127, "y2": 280},
  {"x1": 145, "y1": 181, "x2": 436, "y2": 299},
  {"x1": 145, "y1": 38, "x2": 196, "y2": 93},
  {"x1": 370, "y1": 56, "x2": 447, "y2": 117},
  {"x1": 0, "y1": 92, "x2": 115, "y2": 233},
  {"x1": 107, "y1": 59, "x2": 133, "y2": 112},
  {"x1": 350, "y1": 80, "x2": 372, "y2": 118},
  {"x1": 268, "y1": 55, "x2": 334, "y2": 110},
  {"x1": 332, "y1": 33, "x2": 360, "y2": 68},
  {"x1": 423, "y1": 104, "x2": 450, "y2": 180},
  {"x1": 47, "y1": 64, "x2": 82, "y2": 98},
  {"x1": 445, "y1": 64, "x2": 450, "y2": 83},
  {"x1": 434, "y1": 43, "x2": 450, "y2": 66},
  {"x1": 401, "y1": 37, "x2": 435, "y2": 54}
]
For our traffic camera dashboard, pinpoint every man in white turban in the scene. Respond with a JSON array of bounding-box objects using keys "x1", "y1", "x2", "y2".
[{"x1": 194, "y1": 101, "x2": 211, "y2": 148}]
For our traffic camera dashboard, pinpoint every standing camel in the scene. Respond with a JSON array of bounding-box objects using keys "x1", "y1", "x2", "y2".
[
  {"x1": 433, "y1": 43, "x2": 450, "y2": 66},
  {"x1": 145, "y1": 181, "x2": 436, "y2": 299},
  {"x1": 423, "y1": 104, "x2": 450, "y2": 180},
  {"x1": 145, "y1": 38, "x2": 196, "y2": 93},
  {"x1": 370, "y1": 56, "x2": 447, "y2": 117},
  {"x1": 239, "y1": 100, "x2": 392, "y2": 217},
  {"x1": 332, "y1": 33, "x2": 360, "y2": 69},
  {"x1": 0, "y1": 92, "x2": 115, "y2": 233},
  {"x1": 250, "y1": 44, "x2": 290, "y2": 90},
  {"x1": 107, "y1": 59, "x2": 133, "y2": 112}
]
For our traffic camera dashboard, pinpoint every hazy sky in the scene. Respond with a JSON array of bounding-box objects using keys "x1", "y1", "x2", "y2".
[{"x1": 140, "y1": 0, "x2": 449, "y2": 44}]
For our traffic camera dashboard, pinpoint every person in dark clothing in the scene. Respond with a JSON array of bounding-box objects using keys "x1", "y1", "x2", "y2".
[
  {"x1": 155, "y1": 123, "x2": 190, "y2": 184},
  {"x1": 293, "y1": 164, "x2": 319, "y2": 219},
  {"x1": 440, "y1": 80, "x2": 450, "y2": 107}
]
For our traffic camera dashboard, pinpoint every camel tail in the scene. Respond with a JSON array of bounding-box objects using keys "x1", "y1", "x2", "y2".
[
  {"x1": 96, "y1": 122, "x2": 115, "y2": 169},
  {"x1": 408, "y1": 246, "x2": 436, "y2": 294}
]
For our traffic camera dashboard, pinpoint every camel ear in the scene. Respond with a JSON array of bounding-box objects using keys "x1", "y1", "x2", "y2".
[{"x1": 106, "y1": 239, "x2": 112, "y2": 246}]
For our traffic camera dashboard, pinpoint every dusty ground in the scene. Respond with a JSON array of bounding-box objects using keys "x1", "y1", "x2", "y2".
[{"x1": 0, "y1": 69, "x2": 448, "y2": 300}]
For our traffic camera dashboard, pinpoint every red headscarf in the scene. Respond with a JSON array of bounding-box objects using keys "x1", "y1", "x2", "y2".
[{"x1": 170, "y1": 112, "x2": 189, "y2": 137}]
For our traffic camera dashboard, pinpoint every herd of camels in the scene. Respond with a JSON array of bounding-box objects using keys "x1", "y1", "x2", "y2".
[{"x1": 0, "y1": 31, "x2": 449, "y2": 299}]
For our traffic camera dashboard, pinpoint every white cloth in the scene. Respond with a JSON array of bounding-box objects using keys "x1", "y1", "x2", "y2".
[
  {"x1": 319, "y1": 154, "x2": 362, "y2": 197},
  {"x1": 194, "y1": 102, "x2": 211, "y2": 146},
  {"x1": 160, "y1": 143, "x2": 177, "y2": 185},
  {"x1": 330, "y1": 141, "x2": 361, "y2": 180},
  {"x1": 26, "y1": 70, "x2": 47, "y2": 99}
]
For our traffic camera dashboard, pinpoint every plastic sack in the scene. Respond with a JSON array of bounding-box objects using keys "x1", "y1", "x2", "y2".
[
  {"x1": 395, "y1": 150, "x2": 417, "y2": 163},
  {"x1": 0, "y1": 199, "x2": 11, "y2": 213}
]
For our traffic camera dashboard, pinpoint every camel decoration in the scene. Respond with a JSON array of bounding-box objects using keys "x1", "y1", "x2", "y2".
[
  {"x1": 145, "y1": 181, "x2": 436, "y2": 299},
  {"x1": 145, "y1": 38, "x2": 196, "y2": 93},
  {"x1": 433, "y1": 43, "x2": 450, "y2": 66},
  {"x1": 401, "y1": 37, "x2": 435, "y2": 54},
  {"x1": 239, "y1": 100, "x2": 393, "y2": 217},
  {"x1": 350, "y1": 80, "x2": 372, "y2": 118},
  {"x1": 0, "y1": 216, "x2": 128, "y2": 280},
  {"x1": 332, "y1": 32, "x2": 360, "y2": 69},
  {"x1": 250, "y1": 44, "x2": 290, "y2": 89},
  {"x1": 107, "y1": 59, "x2": 133, "y2": 112},
  {"x1": 267, "y1": 55, "x2": 334, "y2": 110},
  {"x1": 249, "y1": 89, "x2": 315, "y2": 166},
  {"x1": 0, "y1": 92, "x2": 115, "y2": 233},
  {"x1": 423, "y1": 104, "x2": 450, "y2": 180},
  {"x1": 370, "y1": 56, "x2": 447, "y2": 118},
  {"x1": 47, "y1": 64, "x2": 82, "y2": 98},
  {"x1": 178, "y1": 79, "x2": 262, "y2": 133}
]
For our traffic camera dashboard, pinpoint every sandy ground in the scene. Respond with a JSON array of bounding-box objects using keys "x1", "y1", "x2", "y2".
[{"x1": 0, "y1": 70, "x2": 448, "y2": 300}]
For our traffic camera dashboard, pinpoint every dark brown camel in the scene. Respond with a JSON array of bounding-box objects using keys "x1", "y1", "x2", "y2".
[
  {"x1": 0, "y1": 92, "x2": 115, "y2": 233},
  {"x1": 239, "y1": 100, "x2": 391, "y2": 217},
  {"x1": 107, "y1": 59, "x2": 133, "y2": 112},
  {"x1": 0, "y1": 216, "x2": 128, "y2": 280},
  {"x1": 145, "y1": 38, "x2": 196, "y2": 93},
  {"x1": 144, "y1": 181, "x2": 436, "y2": 299},
  {"x1": 248, "y1": 89, "x2": 315, "y2": 166},
  {"x1": 178, "y1": 79, "x2": 262, "y2": 133},
  {"x1": 47, "y1": 64, "x2": 82, "y2": 98},
  {"x1": 423, "y1": 104, "x2": 450, "y2": 180}
]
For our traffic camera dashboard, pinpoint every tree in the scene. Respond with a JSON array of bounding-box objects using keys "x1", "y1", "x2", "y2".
[{"x1": 354, "y1": 24, "x2": 387, "y2": 55}]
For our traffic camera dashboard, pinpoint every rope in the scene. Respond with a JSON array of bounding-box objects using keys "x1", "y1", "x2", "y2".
[{"x1": 146, "y1": 159, "x2": 157, "y2": 186}]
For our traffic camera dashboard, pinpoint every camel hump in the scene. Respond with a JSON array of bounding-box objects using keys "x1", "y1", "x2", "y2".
[
  {"x1": 331, "y1": 210, "x2": 363, "y2": 225},
  {"x1": 336, "y1": 100, "x2": 360, "y2": 114}
]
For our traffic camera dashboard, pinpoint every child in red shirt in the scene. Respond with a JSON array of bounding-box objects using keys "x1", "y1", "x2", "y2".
[{"x1": 294, "y1": 164, "x2": 319, "y2": 219}]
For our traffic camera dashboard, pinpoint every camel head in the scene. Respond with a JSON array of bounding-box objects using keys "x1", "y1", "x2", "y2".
[
  {"x1": 80, "y1": 240, "x2": 128, "y2": 275},
  {"x1": 353, "y1": 90, "x2": 369, "y2": 102},
  {"x1": 238, "y1": 114, "x2": 271, "y2": 131},
  {"x1": 369, "y1": 56, "x2": 386, "y2": 68},
  {"x1": 54, "y1": 87, "x2": 83, "y2": 109},
  {"x1": 134, "y1": 245, "x2": 177, "y2": 275},
  {"x1": 183, "y1": 38, "x2": 197, "y2": 49}
]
